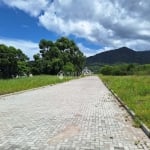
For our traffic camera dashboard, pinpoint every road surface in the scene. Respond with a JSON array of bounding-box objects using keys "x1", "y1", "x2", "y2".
[{"x1": 0, "y1": 76, "x2": 149, "y2": 150}]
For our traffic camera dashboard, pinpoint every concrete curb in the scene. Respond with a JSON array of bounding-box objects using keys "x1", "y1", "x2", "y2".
[
  {"x1": 103, "y1": 82, "x2": 150, "y2": 138},
  {"x1": 141, "y1": 124, "x2": 150, "y2": 138}
]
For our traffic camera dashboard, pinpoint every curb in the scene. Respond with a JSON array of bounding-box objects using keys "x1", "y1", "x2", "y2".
[{"x1": 103, "y1": 82, "x2": 150, "y2": 138}]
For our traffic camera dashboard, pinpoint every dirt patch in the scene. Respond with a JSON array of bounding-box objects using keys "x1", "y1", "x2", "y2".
[
  {"x1": 48, "y1": 124, "x2": 80, "y2": 144},
  {"x1": 74, "y1": 113, "x2": 82, "y2": 118}
]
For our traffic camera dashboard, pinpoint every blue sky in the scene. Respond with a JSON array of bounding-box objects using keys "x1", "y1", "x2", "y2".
[
  {"x1": 0, "y1": 6, "x2": 57, "y2": 41},
  {"x1": 0, "y1": 0, "x2": 150, "y2": 59}
]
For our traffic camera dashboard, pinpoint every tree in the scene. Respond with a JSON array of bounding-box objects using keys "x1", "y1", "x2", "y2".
[
  {"x1": 0, "y1": 44, "x2": 29, "y2": 78},
  {"x1": 63, "y1": 62, "x2": 75, "y2": 75},
  {"x1": 100, "y1": 65, "x2": 113, "y2": 75},
  {"x1": 32, "y1": 37, "x2": 85, "y2": 75},
  {"x1": 50, "y1": 58, "x2": 64, "y2": 74},
  {"x1": 39, "y1": 39, "x2": 53, "y2": 57},
  {"x1": 31, "y1": 54, "x2": 43, "y2": 75},
  {"x1": 55, "y1": 37, "x2": 85, "y2": 74}
]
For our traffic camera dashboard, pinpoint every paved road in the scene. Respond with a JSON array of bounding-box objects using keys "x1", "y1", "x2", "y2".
[{"x1": 0, "y1": 76, "x2": 149, "y2": 150}]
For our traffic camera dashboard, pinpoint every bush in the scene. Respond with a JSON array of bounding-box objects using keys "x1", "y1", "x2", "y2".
[
  {"x1": 100, "y1": 65, "x2": 113, "y2": 75},
  {"x1": 100, "y1": 64, "x2": 150, "y2": 76}
]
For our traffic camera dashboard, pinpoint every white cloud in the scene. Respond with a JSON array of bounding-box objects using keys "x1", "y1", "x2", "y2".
[
  {"x1": 124, "y1": 39, "x2": 150, "y2": 51},
  {"x1": 0, "y1": 38, "x2": 39, "y2": 60},
  {"x1": 1, "y1": 0, "x2": 150, "y2": 54},
  {"x1": 78, "y1": 43, "x2": 114, "y2": 57},
  {"x1": 1, "y1": 0, "x2": 49, "y2": 17},
  {"x1": 39, "y1": 0, "x2": 150, "y2": 51}
]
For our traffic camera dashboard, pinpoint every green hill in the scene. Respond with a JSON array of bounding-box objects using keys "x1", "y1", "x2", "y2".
[{"x1": 86, "y1": 47, "x2": 150, "y2": 65}]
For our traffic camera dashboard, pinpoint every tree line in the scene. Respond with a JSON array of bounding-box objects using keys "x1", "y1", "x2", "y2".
[
  {"x1": 100, "y1": 64, "x2": 150, "y2": 75},
  {"x1": 87, "y1": 63, "x2": 150, "y2": 75},
  {"x1": 0, "y1": 37, "x2": 85, "y2": 79},
  {"x1": 0, "y1": 44, "x2": 29, "y2": 78}
]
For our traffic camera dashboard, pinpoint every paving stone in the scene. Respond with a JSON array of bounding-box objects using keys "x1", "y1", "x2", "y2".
[{"x1": 0, "y1": 76, "x2": 149, "y2": 150}]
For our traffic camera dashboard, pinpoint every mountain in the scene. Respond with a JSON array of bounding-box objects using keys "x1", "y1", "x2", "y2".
[{"x1": 86, "y1": 47, "x2": 150, "y2": 65}]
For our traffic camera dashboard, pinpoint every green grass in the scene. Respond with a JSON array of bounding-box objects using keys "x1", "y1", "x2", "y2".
[
  {"x1": 100, "y1": 75, "x2": 150, "y2": 128},
  {"x1": 0, "y1": 75, "x2": 74, "y2": 95}
]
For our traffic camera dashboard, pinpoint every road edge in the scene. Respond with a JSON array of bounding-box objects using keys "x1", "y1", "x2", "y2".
[{"x1": 101, "y1": 79, "x2": 150, "y2": 138}]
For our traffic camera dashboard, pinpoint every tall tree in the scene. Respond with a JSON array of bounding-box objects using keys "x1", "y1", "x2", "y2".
[
  {"x1": 33, "y1": 37, "x2": 85, "y2": 75},
  {"x1": 0, "y1": 44, "x2": 29, "y2": 78},
  {"x1": 55, "y1": 37, "x2": 85, "y2": 73}
]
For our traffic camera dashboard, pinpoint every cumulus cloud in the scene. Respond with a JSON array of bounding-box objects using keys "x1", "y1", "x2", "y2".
[
  {"x1": 39, "y1": 0, "x2": 150, "y2": 51},
  {"x1": 1, "y1": 0, "x2": 150, "y2": 52},
  {"x1": 0, "y1": 38, "x2": 39, "y2": 60},
  {"x1": 0, "y1": 0, "x2": 49, "y2": 17}
]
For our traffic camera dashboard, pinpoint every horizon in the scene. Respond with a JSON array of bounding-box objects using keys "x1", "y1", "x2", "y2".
[{"x1": 0, "y1": 0, "x2": 150, "y2": 60}]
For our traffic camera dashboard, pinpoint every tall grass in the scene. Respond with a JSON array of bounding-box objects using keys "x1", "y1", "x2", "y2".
[
  {"x1": 0, "y1": 75, "x2": 73, "y2": 95},
  {"x1": 100, "y1": 75, "x2": 150, "y2": 128}
]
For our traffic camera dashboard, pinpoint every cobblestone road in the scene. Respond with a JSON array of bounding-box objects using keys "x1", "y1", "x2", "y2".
[{"x1": 0, "y1": 76, "x2": 149, "y2": 150}]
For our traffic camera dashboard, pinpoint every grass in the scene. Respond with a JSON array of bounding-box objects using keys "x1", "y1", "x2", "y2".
[
  {"x1": 100, "y1": 75, "x2": 150, "y2": 128},
  {"x1": 0, "y1": 75, "x2": 74, "y2": 95}
]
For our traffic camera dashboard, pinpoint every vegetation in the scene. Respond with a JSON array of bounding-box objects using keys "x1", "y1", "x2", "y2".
[
  {"x1": 86, "y1": 47, "x2": 150, "y2": 75},
  {"x1": 0, "y1": 75, "x2": 73, "y2": 95},
  {"x1": 0, "y1": 37, "x2": 85, "y2": 79},
  {"x1": 88, "y1": 63, "x2": 150, "y2": 75},
  {"x1": 86, "y1": 47, "x2": 150, "y2": 65},
  {"x1": 87, "y1": 63, "x2": 103, "y2": 74},
  {"x1": 100, "y1": 75, "x2": 150, "y2": 128},
  {"x1": 0, "y1": 44, "x2": 29, "y2": 78},
  {"x1": 100, "y1": 64, "x2": 150, "y2": 75},
  {"x1": 31, "y1": 37, "x2": 85, "y2": 75}
]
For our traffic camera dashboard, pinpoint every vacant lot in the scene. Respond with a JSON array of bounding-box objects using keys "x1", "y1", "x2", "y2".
[
  {"x1": 100, "y1": 75, "x2": 150, "y2": 128},
  {"x1": 0, "y1": 75, "x2": 73, "y2": 95}
]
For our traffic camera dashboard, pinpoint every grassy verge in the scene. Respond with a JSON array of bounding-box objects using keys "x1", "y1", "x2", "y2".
[
  {"x1": 100, "y1": 75, "x2": 150, "y2": 128},
  {"x1": 0, "y1": 75, "x2": 74, "y2": 95}
]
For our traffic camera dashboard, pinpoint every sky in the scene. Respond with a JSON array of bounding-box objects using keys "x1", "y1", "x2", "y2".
[{"x1": 0, "y1": 0, "x2": 150, "y2": 60}]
